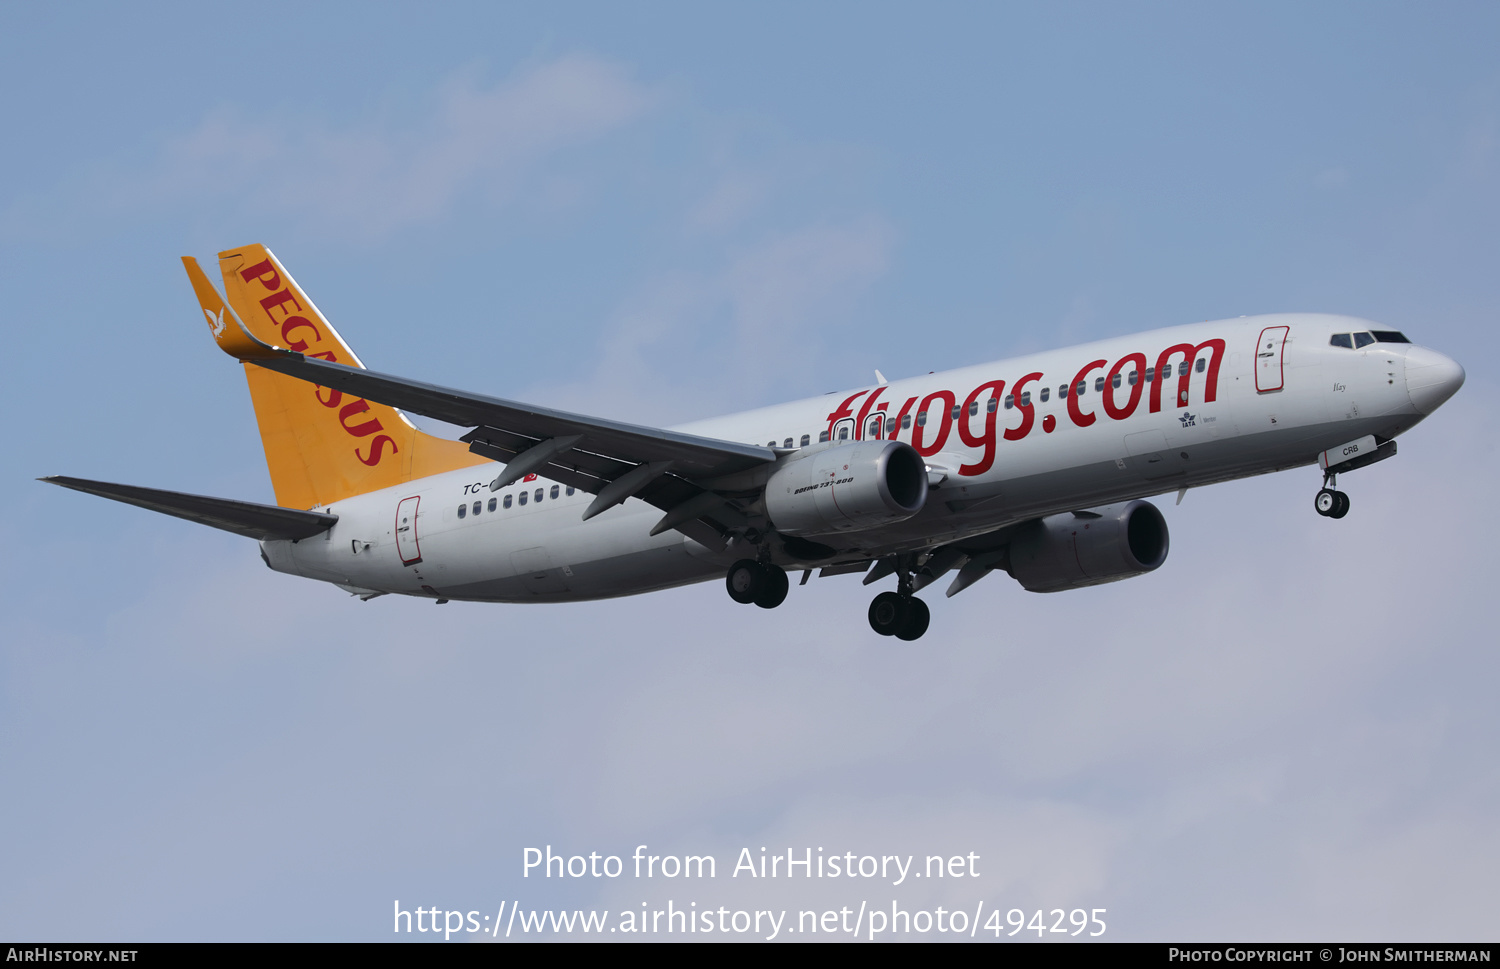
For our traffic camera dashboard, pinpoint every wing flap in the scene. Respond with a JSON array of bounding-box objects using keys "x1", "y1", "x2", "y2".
[{"x1": 40, "y1": 476, "x2": 338, "y2": 541}]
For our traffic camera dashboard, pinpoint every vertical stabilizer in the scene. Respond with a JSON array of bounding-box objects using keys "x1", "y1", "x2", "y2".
[{"x1": 184, "y1": 246, "x2": 486, "y2": 509}]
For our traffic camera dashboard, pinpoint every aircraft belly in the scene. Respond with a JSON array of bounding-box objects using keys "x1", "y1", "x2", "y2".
[
  {"x1": 854, "y1": 406, "x2": 1404, "y2": 555},
  {"x1": 433, "y1": 542, "x2": 721, "y2": 603},
  {"x1": 400, "y1": 498, "x2": 722, "y2": 602}
]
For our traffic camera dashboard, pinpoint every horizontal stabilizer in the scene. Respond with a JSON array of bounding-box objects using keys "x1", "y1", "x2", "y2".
[{"x1": 40, "y1": 476, "x2": 338, "y2": 541}]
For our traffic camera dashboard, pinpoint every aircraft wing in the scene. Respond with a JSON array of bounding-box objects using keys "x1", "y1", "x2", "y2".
[
  {"x1": 246, "y1": 349, "x2": 773, "y2": 479},
  {"x1": 40, "y1": 476, "x2": 338, "y2": 541},
  {"x1": 202, "y1": 295, "x2": 775, "y2": 547}
]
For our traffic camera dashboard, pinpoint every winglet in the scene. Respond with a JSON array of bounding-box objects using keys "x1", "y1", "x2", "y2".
[{"x1": 182, "y1": 256, "x2": 285, "y2": 361}]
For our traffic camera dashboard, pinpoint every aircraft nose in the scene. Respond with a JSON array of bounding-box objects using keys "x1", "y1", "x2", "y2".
[{"x1": 1404, "y1": 346, "x2": 1465, "y2": 415}]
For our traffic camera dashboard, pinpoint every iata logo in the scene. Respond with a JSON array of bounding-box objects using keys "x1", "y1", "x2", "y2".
[
  {"x1": 1179, "y1": 411, "x2": 1196, "y2": 428},
  {"x1": 203, "y1": 306, "x2": 226, "y2": 337}
]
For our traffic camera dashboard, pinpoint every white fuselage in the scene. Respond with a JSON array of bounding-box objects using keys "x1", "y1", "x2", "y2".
[{"x1": 260, "y1": 313, "x2": 1455, "y2": 602}]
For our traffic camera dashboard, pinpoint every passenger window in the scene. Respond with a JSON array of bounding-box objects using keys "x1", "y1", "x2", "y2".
[
  {"x1": 1004, "y1": 394, "x2": 1014, "y2": 410},
  {"x1": 1020, "y1": 391, "x2": 1031, "y2": 407},
  {"x1": 472, "y1": 501, "x2": 481, "y2": 515},
  {"x1": 818, "y1": 430, "x2": 829, "y2": 443},
  {"x1": 503, "y1": 494, "x2": 512, "y2": 509},
  {"x1": 519, "y1": 492, "x2": 527, "y2": 505},
  {"x1": 885, "y1": 417, "x2": 896, "y2": 434},
  {"x1": 868, "y1": 419, "x2": 882, "y2": 437},
  {"x1": 838, "y1": 426, "x2": 850, "y2": 440},
  {"x1": 1076, "y1": 381, "x2": 1086, "y2": 396},
  {"x1": 901, "y1": 414, "x2": 912, "y2": 430},
  {"x1": 950, "y1": 404, "x2": 961, "y2": 420},
  {"x1": 1094, "y1": 377, "x2": 1105, "y2": 392},
  {"x1": 550, "y1": 485, "x2": 560, "y2": 499},
  {"x1": 1111, "y1": 373, "x2": 1121, "y2": 389},
  {"x1": 1058, "y1": 384, "x2": 1068, "y2": 398},
  {"x1": 566, "y1": 486, "x2": 575, "y2": 496},
  {"x1": 969, "y1": 400, "x2": 979, "y2": 416},
  {"x1": 1330, "y1": 333, "x2": 1354, "y2": 348},
  {"x1": 457, "y1": 504, "x2": 466, "y2": 519},
  {"x1": 535, "y1": 488, "x2": 544, "y2": 502},
  {"x1": 488, "y1": 497, "x2": 497, "y2": 512},
  {"x1": 783, "y1": 437, "x2": 792, "y2": 448},
  {"x1": 1145, "y1": 367, "x2": 1155, "y2": 382},
  {"x1": 800, "y1": 434, "x2": 810, "y2": 447},
  {"x1": 1128, "y1": 370, "x2": 1138, "y2": 386},
  {"x1": 986, "y1": 397, "x2": 998, "y2": 413},
  {"x1": 916, "y1": 410, "x2": 927, "y2": 427},
  {"x1": 1039, "y1": 387, "x2": 1050, "y2": 403},
  {"x1": 767, "y1": 440, "x2": 776, "y2": 447},
  {"x1": 1196, "y1": 357, "x2": 1206, "y2": 372},
  {"x1": 1353, "y1": 332, "x2": 1375, "y2": 349}
]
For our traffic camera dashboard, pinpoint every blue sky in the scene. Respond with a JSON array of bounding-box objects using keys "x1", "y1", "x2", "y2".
[{"x1": 3, "y1": 2, "x2": 1497, "y2": 941}]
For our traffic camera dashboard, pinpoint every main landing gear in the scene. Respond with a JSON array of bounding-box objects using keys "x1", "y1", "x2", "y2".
[
  {"x1": 868, "y1": 591, "x2": 930, "y2": 641},
  {"x1": 866, "y1": 555, "x2": 930, "y2": 641},
  {"x1": 1314, "y1": 472, "x2": 1350, "y2": 519},
  {"x1": 724, "y1": 553, "x2": 932, "y2": 640},
  {"x1": 726, "y1": 559, "x2": 789, "y2": 609}
]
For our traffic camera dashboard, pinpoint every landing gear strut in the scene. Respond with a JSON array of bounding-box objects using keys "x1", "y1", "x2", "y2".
[
  {"x1": 725, "y1": 559, "x2": 789, "y2": 609},
  {"x1": 866, "y1": 556, "x2": 931, "y2": 640},
  {"x1": 1314, "y1": 472, "x2": 1350, "y2": 519}
]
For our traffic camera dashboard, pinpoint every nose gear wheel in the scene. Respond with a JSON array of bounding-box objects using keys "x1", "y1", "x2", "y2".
[{"x1": 1314, "y1": 488, "x2": 1350, "y2": 519}]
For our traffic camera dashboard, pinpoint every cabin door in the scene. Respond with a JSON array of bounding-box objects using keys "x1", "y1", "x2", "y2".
[
  {"x1": 1256, "y1": 326, "x2": 1290, "y2": 393},
  {"x1": 395, "y1": 496, "x2": 423, "y2": 565}
]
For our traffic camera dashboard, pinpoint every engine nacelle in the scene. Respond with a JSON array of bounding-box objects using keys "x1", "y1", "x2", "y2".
[
  {"x1": 1007, "y1": 500, "x2": 1169, "y2": 593},
  {"x1": 764, "y1": 440, "x2": 928, "y2": 536}
]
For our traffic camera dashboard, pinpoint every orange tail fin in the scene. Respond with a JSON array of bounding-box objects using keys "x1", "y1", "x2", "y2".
[{"x1": 184, "y1": 245, "x2": 486, "y2": 509}]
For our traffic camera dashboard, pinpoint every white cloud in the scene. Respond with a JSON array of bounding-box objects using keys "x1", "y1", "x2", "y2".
[{"x1": 37, "y1": 55, "x2": 654, "y2": 241}]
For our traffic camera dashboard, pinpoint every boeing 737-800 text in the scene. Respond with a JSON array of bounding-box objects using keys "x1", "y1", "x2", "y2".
[{"x1": 43, "y1": 245, "x2": 1465, "y2": 640}]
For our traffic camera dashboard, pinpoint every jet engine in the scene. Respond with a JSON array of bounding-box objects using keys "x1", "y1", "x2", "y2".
[
  {"x1": 764, "y1": 440, "x2": 928, "y2": 536},
  {"x1": 1007, "y1": 500, "x2": 1169, "y2": 593}
]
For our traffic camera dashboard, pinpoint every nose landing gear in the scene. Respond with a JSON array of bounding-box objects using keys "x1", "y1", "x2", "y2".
[{"x1": 1315, "y1": 473, "x2": 1350, "y2": 519}]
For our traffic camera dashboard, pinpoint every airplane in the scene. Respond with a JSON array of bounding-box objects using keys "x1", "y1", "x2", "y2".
[{"x1": 42, "y1": 245, "x2": 1466, "y2": 641}]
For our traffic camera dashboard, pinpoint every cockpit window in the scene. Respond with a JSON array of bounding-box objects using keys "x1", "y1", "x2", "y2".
[
  {"x1": 1353, "y1": 332, "x2": 1375, "y2": 349},
  {"x1": 1372, "y1": 330, "x2": 1410, "y2": 343},
  {"x1": 1330, "y1": 334, "x2": 1353, "y2": 349}
]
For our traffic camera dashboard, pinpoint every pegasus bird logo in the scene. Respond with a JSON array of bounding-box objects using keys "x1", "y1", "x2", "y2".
[{"x1": 203, "y1": 306, "x2": 226, "y2": 337}]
